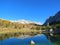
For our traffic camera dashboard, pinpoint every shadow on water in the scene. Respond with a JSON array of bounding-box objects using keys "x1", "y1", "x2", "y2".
[{"x1": 44, "y1": 33, "x2": 60, "y2": 45}]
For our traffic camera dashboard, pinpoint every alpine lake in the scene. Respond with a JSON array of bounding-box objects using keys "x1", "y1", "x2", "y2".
[{"x1": 0, "y1": 33, "x2": 60, "y2": 45}]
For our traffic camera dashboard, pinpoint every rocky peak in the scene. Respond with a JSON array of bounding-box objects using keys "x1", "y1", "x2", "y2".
[{"x1": 44, "y1": 11, "x2": 60, "y2": 25}]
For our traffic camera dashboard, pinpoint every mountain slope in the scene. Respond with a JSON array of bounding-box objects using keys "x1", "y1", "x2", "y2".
[
  {"x1": 10, "y1": 19, "x2": 42, "y2": 25},
  {"x1": 0, "y1": 19, "x2": 42, "y2": 30},
  {"x1": 44, "y1": 11, "x2": 60, "y2": 25}
]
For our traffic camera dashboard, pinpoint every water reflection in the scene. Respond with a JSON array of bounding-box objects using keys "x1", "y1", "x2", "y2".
[
  {"x1": 45, "y1": 33, "x2": 60, "y2": 45},
  {"x1": 0, "y1": 34, "x2": 60, "y2": 45},
  {"x1": 0, "y1": 34, "x2": 54, "y2": 45}
]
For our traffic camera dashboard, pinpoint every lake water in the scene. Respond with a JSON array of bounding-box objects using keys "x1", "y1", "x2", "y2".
[{"x1": 0, "y1": 34, "x2": 60, "y2": 45}]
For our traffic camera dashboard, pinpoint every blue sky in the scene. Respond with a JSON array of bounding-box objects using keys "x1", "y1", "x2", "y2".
[{"x1": 0, "y1": 0, "x2": 60, "y2": 24}]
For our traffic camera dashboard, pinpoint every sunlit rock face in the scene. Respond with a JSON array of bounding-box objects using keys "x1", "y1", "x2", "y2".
[{"x1": 44, "y1": 11, "x2": 60, "y2": 25}]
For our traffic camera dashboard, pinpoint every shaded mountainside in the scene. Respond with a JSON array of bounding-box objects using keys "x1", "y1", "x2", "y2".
[{"x1": 44, "y1": 11, "x2": 60, "y2": 26}]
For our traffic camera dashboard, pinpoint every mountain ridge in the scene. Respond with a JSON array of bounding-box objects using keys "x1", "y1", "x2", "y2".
[
  {"x1": 10, "y1": 19, "x2": 42, "y2": 25},
  {"x1": 44, "y1": 11, "x2": 60, "y2": 25},
  {"x1": 0, "y1": 18, "x2": 42, "y2": 30},
  {"x1": 0, "y1": 18, "x2": 42, "y2": 25}
]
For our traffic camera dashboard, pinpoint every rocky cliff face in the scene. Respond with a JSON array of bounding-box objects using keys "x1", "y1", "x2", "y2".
[{"x1": 44, "y1": 11, "x2": 60, "y2": 25}]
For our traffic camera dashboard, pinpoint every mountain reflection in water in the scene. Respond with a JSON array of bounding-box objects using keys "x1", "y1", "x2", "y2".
[{"x1": 0, "y1": 34, "x2": 60, "y2": 45}]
